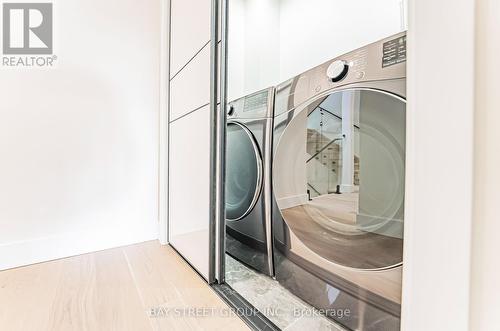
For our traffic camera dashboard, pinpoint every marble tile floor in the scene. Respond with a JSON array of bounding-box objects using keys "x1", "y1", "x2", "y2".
[{"x1": 225, "y1": 255, "x2": 346, "y2": 331}]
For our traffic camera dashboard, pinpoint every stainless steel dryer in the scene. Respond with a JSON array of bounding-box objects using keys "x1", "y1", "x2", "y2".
[
  {"x1": 272, "y1": 32, "x2": 407, "y2": 330},
  {"x1": 225, "y1": 87, "x2": 274, "y2": 276}
]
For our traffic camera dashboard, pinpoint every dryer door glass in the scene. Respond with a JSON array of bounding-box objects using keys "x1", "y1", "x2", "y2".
[
  {"x1": 226, "y1": 122, "x2": 263, "y2": 221},
  {"x1": 274, "y1": 89, "x2": 406, "y2": 270}
]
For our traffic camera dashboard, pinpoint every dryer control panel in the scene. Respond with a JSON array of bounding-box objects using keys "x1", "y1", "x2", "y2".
[
  {"x1": 382, "y1": 35, "x2": 407, "y2": 68},
  {"x1": 228, "y1": 87, "x2": 275, "y2": 119},
  {"x1": 327, "y1": 60, "x2": 349, "y2": 82},
  {"x1": 274, "y1": 31, "x2": 406, "y2": 116}
]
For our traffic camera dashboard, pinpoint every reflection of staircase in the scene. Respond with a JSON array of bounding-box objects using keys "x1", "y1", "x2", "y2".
[
  {"x1": 307, "y1": 129, "x2": 342, "y2": 162},
  {"x1": 306, "y1": 109, "x2": 360, "y2": 196},
  {"x1": 306, "y1": 127, "x2": 342, "y2": 197},
  {"x1": 354, "y1": 156, "x2": 360, "y2": 186}
]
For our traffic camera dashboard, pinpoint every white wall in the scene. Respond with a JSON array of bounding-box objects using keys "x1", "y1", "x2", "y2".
[
  {"x1": 227, "y1": 0, "x2": 246, "y2": 102},
  {"x1": 228, "y1": 0, "x2": 405, "y2": 100},
  {"x1": 168, "y1": 0, "x2": 212, "y2": 280},
  {"x1": 0, "y1": 0, "x2": 161, "y2": 270},
  {"x1": 278, "y1": 0, "x2": 403, "y2": 80},
  {"x1": 227, "y1": 0, "x2": 281, "y2": 101},
  {"x1": 401, "y1": 0, "x2": 475, "y2": 330},
  {"x1": 469, "y1": 0, "x2": 500, "y2": 329}
]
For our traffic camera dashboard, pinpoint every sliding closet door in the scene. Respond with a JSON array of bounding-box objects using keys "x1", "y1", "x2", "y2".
[{"x1": 168, "y1": 0, "x2": 212, "y2": 280}]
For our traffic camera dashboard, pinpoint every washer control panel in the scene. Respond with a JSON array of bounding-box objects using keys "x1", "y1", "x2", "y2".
[{"x1": 326, "y1": 60, "x2": 349, "y2": 82}]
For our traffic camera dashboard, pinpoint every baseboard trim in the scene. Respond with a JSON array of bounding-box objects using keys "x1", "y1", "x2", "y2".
[
  {"x1": 277, "y1": 194, "x2": 309, "y2": 209},
  {"x1": 0, "y1": 226, "x2": 157, "y2": 271}
]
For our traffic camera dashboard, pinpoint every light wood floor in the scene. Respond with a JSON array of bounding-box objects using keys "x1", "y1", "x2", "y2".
[{"x1": 0, "y1": 241, "x2": 249, "y2": 331}]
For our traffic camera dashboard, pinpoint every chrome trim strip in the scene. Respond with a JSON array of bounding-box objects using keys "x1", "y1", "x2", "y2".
[
  {"x1": 208, "y1": 0, "x2": 220, "y2": 284},
  {"x1": 264, "y1": 89, "x2": 275, "y2": 276},
  {"x1": 225, "y1": 121, "x2": 264, "y2": 222},
  {"x1": 217, "y1": 0, "x2": 228, "y2": 284}
]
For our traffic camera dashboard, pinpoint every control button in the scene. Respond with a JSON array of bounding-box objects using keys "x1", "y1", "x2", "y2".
[
  {"x1": 227, "y1": 105, "x2": 235, "y2": 116},
  {"x1": 327, "y1": 60, "x2": 349, "y2": 82},
  {"x1": 355, "y1": 71, "x2": 365, "y2": 79}
]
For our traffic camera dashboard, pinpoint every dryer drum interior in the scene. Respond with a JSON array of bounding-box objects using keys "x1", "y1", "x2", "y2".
[{"x1": 274, "y1": 88, "x2": 406, "y2": 270}]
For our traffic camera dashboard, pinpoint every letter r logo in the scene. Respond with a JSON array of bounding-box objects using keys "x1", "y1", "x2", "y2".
[{"x1": 2, "y1": 3, "x2": 53, "y2": 55}]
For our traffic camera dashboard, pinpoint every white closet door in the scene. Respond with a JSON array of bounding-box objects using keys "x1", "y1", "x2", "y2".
[
  {"x1": 170, "y1": 0, "x2": 211, "y2": 77},
  {"x1": 168, "y1": 105, "x2": 211, "y2": 279},
  {"x1": 168, "y1": 0, "x2": 212, "y2": 280},
  {"x1": 169, "y1": 44, "x2": 210, "y2": 121}
]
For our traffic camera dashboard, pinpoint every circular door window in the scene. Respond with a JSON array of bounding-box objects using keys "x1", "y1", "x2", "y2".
[
  {"x1": 225, "y1": 122, "x2": 263, "y2": 221},
  {"x1": 273, "y1": 88, "x2": 406, "y2": 270}
]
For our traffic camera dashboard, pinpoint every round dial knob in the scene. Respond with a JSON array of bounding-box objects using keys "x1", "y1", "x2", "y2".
[{"x1": 327, "y1": 60, "x2": 349, "y2": 82}]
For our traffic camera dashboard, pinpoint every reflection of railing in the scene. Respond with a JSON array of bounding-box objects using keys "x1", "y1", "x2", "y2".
[
  {"x1": 307, "y1": 183, "x2": 321, "y2": 196},
  {"x1": 306, "y1": 137, "x2": 343, "y2": 163},
  {"x1": 307, "y1": 105, "x2": 345, "y2": 198},
  {"x1": 311, "y1": 106, "x2": 360, "y2": 129}
]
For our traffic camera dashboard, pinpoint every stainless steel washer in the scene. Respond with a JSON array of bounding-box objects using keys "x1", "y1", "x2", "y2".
[
  {"x1": 272, "y1": 32, "x2": 407, "y2": 330},
  {"x1": 226, "y1": 87, "x2": 274, "y2": 276}
]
